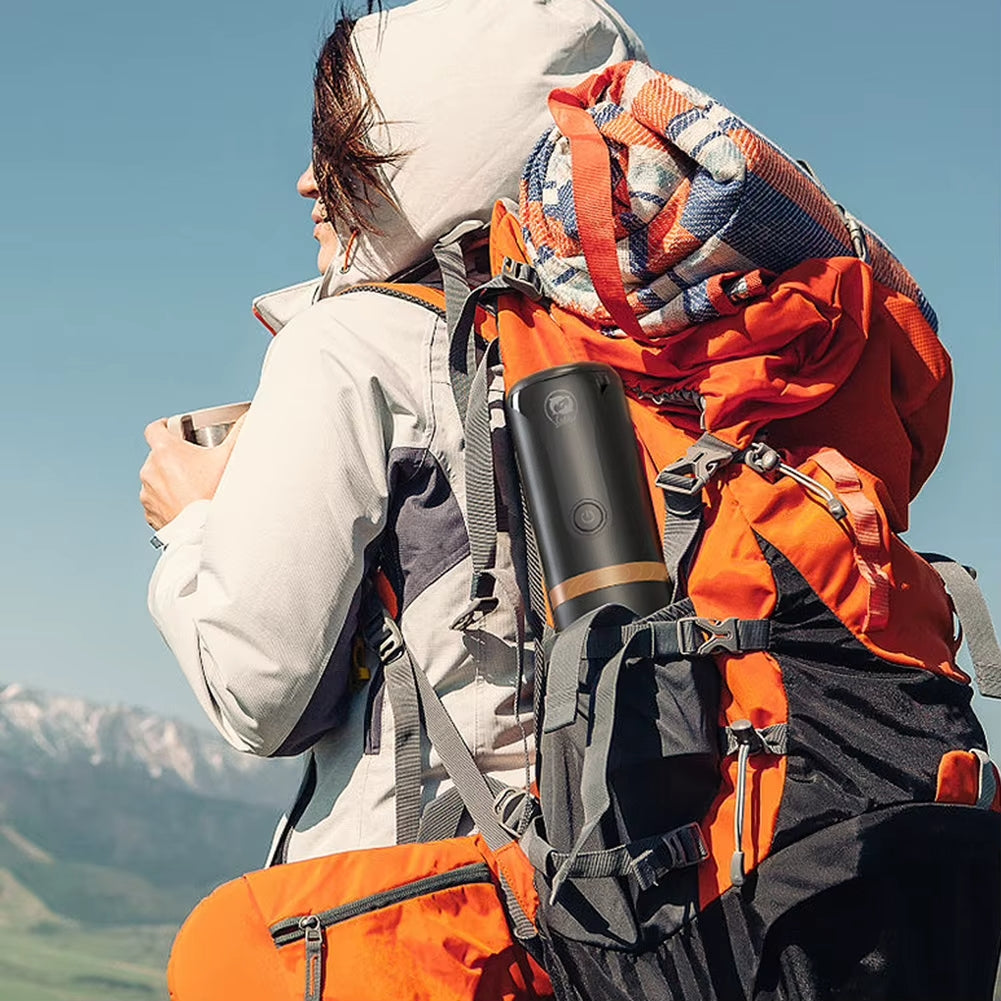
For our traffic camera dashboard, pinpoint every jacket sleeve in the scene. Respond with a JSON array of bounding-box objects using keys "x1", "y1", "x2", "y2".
[{"x1": 148, "y1": 299, "x2": 429, "y2": 756}]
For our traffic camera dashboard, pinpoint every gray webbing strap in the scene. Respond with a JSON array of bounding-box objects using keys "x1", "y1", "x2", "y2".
[
  {"x1": 417, "y1": 776, "x2": 512, "y2": 843},
  {"x1": 926, "y1": 556, "x2": 1001, "y2": 699},
  {"x1": 656, "y1": 434, "x2": 740, "y2": 599},
  {"x1": 431, "y1": 234, "x2": 476, "y2": 428},
  {"x1": 661, "y1": 491, "x2": 703, "y2": 602},
  {"x1": 384, "y1": 653, "x2": 423, "y2": 844},
  {"x1": 549, "y1": 627, "x2": 650, "y2": 900},
  {"x1": 543, "y1": 605, "x2": 633, "y2": 734},
  {"x1": 417, "y1": 786, "x2": 468, "y2": 843},
  {"x1": 443, "y1": 270, "x2": 509, "y2": 428},
  {"x1": 407, "y1": 650, "x2": 539, "y2": 942},
  {"x1": 463, "y1": 337, "x2": 502, "y2": 603},
  {"x1": 522, "y1": 817, "x2": 707, "y2": 892},
  {"x1": 368, "y1": 605, "x2": 538, "y2": 941},
  {"x1": 406, "y1": 647, "x2": 511, "y2": 853}
]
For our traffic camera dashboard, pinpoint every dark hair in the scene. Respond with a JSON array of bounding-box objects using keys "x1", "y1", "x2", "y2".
[{"x1": 312, "y1": 1, "x2": 406, "y2": 234}]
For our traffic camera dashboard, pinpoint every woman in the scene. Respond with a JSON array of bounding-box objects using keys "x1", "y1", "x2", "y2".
[{"x1": 140, "y1": 0, "x2": 646, "y2": 864}]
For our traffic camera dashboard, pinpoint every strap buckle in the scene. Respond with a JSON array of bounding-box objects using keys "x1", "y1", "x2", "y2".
[
  {"x1": 679, "y1": 616, "x2": 740, "y2": 656},
  {"x1": 500, "y1": 258, "x2": 545, "y2": 301},
  {"x1": 364, "y1": 612, "x2": 406, "y2": 665},
  {"x1": 656, "y1": 434, "x2": 739, "y2": 496},
  {"x1": 493, "y1": 787, "x2": 539, "y2": 838}
]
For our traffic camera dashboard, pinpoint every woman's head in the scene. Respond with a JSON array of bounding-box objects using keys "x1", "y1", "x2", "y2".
[
  {"x1": 300, "y1": 1, "x2": 399, "y2": 273},
  {"x1": 300, "y1": 0, "x2": 647, "y2": 284}
]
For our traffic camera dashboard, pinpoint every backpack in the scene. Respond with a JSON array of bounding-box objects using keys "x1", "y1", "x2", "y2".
[{"x1": 167, "y1": 60, "x2": 1001, "y2": 1001}]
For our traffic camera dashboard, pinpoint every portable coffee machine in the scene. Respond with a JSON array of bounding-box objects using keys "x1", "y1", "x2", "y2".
[{"x1": 506, "y1": 362, "x2": 670, "y2": 629}]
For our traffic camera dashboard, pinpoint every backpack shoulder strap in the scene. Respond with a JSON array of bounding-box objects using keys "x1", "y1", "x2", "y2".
[{"x1": 924, "y1": 554, "x2": 1001, "y2": 699}]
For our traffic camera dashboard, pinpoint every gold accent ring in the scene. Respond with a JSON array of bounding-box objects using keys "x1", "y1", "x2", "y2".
[{"x1": 548, "y1": 561, "x2": 669, "y2": 610}]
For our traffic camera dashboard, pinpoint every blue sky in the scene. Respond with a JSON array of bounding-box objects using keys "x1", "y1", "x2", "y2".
[{"x1": 1, "y1": 0, "x2": 998, "y2": 747}]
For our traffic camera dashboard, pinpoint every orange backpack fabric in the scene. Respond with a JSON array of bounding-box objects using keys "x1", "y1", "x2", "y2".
[
  {"x1": 168, "y1": 60, "x2": 1001, "y2": 1001},
  {"x1": 486, "y1": 198, "x2": 992, "y2": 907},
  {"x1": 168, "y1": 834, "x2": 551, "y2": 1001}
]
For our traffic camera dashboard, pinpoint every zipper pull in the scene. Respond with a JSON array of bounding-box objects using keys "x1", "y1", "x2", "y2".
[
  {"x1": 299, "y1": 915, "x2": 324, "y2": 1001},
  {"x1": 729, "y1": 719, "x2": 761, "y2": 888},
  {"x1": 744, "y1": 443, "x2": 847, "y2": 521}
]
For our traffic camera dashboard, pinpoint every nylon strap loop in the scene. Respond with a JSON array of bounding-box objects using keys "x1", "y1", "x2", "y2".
[
  {"x1": 548, "y1": 84, "x2": 646, "y2": 341},
  {"x1": 812, "y1": 448, "x2": 890, "y2": 632}
]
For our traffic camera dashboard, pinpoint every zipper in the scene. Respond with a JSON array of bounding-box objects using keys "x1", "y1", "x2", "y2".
[
  {"x1": 270, "y1": 862, "x2": 493, "y2": 947},
  {"x1": 300, "y1": 915, "x2": 323, "y2": 1001},
  {"x1": 341, "y1": 283, "x2": 447, "y2": 319}
]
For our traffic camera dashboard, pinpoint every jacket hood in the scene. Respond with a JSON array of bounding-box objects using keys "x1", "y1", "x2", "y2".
[{"x1": 316, "y1": 0, "x2": 646, "y2": 296}]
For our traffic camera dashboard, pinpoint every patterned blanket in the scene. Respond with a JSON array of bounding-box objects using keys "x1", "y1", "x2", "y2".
[{"x1": 519, "y1": 61, "x2": 935, "y2": 339}]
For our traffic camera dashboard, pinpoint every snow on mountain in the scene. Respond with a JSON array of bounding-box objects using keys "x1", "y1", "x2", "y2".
[{"x1": 0, "y1": 682, "x2": 298, "y2": 809}]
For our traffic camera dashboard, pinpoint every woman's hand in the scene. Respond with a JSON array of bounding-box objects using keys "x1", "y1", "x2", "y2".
[{"x1": 140, "y1": 415, "x2": 246, "y2": 531}]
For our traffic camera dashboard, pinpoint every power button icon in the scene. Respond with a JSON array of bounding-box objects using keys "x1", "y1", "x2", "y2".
[{"x1": 571, "y1": 499, "x2": 607, "y2": 534}]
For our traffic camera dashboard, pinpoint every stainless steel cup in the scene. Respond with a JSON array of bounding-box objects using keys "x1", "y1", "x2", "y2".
[{"x1": 166, "y1": 402, "x2": 251, "y2": 447}]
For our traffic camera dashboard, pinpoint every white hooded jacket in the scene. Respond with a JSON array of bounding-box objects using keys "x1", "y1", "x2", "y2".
[{"x1": 149, "y1": 0, "x2": 646, "y2": 862}]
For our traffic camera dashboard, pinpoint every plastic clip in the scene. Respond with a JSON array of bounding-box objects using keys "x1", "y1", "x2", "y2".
[
  {"x1": 370, "y1": 615, "x2": 405, "y2": 665},
  {"x1": 501, "y1": 258, "x2": 545, "y2": 301},
  {"x1": 680, "y1": 616, "x2": 741, "y2": 656},
  {"x1": 656, "y1": 434, "x2": 739, "y2": 496}
]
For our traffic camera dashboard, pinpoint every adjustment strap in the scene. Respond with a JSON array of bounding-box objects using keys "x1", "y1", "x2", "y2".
[
  {"x1": 585, "y1": 616, "x2": 772, "y2": 662},
  {"x1": 657, "y1": 434, "x2": 740, "y2": 599},
  {"x1": 924, "y1": 554, "x2": 1001, "y2": 699},
  {"x1": 361, "y1": 601, "x2": 422, "y2": 844},
  {"x1": 460, "y1": 337, "x2": 503, "y2": 608},
  {"x1": 521, "y1": 816, "x2": 707, "y2": 892}
]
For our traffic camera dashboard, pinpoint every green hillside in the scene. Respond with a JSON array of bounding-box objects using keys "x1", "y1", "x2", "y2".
[{"x1": 0, "y1": 922, "x2": 174, "y2": 1001}]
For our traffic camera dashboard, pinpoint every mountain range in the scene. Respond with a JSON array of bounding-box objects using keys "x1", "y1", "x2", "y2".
[{"x1": 0, "y1": 681, "x2": 300, "y2": 928}]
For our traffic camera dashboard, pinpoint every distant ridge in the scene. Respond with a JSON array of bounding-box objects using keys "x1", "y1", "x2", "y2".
[
  {"x1": 0, "y1": 681, "x2": 301, "y2": 928},
  {"x1": 0, "y1": 681, "x2": 298, "y2": 809}
]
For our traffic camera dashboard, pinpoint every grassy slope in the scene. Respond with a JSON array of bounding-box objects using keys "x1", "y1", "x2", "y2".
[{"x1": 0, "y1": 924, "x2": 175, "y2": 1001}]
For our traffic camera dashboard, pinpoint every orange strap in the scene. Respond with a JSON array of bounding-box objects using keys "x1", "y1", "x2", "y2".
[
  {"x1": 548, "y1": 79, "x2": 646, "y2": 341},
  {"x1": 813, "y1": 448, "x2": 890, "y2": 632}
]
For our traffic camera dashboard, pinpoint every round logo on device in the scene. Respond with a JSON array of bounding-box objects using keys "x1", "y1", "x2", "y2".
[{"x1": 544, "y1": 390, "x2": 578, "y2": 427}]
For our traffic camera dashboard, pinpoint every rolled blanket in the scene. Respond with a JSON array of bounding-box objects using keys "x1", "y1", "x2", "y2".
[{"x1": 519, "y1": 61, "x2": 935, "y2": 339}]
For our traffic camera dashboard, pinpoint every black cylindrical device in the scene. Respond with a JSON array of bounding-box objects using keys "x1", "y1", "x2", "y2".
[{"x1": 506, "y1": 362, "x2": 670, "y2": 629}]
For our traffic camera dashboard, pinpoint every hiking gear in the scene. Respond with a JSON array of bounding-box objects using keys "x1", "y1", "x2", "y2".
[
  {"x1": 472, "y1": 61, "x2": 999, "y2": 1001},
  {"x1": 165, "y1": 46, "x2": 1001, "y2": 1001},
  {"x1": 332, "y1": 61, "x2": 1000, "y2": 998},
  {"x1": 169, "y1": 839, "x2": 552, "y2": 1001},
  {"x1": 506, "y1": 362, "x2": 669, "y2": 627}
]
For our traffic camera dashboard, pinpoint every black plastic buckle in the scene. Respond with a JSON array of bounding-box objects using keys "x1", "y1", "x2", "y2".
[
  {"x1": 656, "y1": 435, "x2": 738, "y2": 496},
  {"x1": 680, "y1": 616, "x2": 741, "y2": 656},
  {"x1": 501, "y1": 258, "x2": 545, "y2": 301}
]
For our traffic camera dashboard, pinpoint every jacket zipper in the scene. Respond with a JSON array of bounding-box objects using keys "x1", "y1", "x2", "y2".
[
  {"x1": 342, "y1": 284, "x2": 447, "y2": 319},
  {"x1": 270, "y1": 863, "x2": 493, "y2": 999}
]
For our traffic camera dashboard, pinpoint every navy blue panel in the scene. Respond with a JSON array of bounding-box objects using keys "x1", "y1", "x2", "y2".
[{"x1": 383, "y1": 447, "x2": 470, "y2": 613}]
